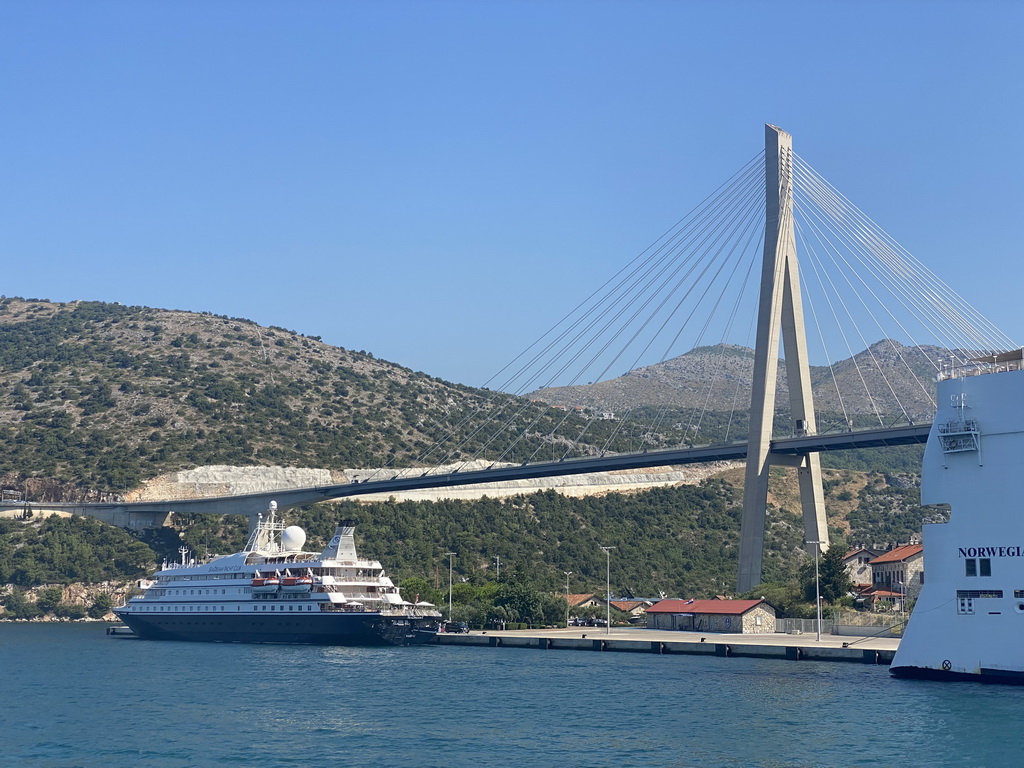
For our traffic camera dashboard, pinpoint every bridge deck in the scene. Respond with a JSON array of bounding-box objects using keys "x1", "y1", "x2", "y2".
[{"x1": 0, "y1": 423, "x2": 931, "y2": 521}]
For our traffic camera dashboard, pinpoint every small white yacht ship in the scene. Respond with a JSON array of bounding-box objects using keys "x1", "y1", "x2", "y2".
[
  {"x1": 891, "y1": 351, "x2": 1024, "y2": 682},
  {"x1": 114, "y1": 502, "x2": 440, "y2": 646}
]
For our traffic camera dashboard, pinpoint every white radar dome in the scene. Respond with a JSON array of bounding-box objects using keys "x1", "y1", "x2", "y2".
[{"x1": 281, "y1": 526, "x2": 306, "y2": 551}]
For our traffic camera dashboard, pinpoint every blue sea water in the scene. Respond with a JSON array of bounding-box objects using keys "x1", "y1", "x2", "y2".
[{"x1": 1, "y1": 624, "x2": 1021, "y2": 768}]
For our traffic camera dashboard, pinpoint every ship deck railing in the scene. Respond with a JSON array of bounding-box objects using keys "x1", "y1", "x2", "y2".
[{"x1": 938, "y1": 359, "x2": 1024, "y2": 381}]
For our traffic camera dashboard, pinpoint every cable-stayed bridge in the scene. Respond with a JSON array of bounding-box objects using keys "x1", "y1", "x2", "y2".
[
  {"x1": 21, "y1": 422, "x2": 929, "y2": 516},
  {"x1": 12, "y1": 126, "x2": 1015, "y2": 591}
]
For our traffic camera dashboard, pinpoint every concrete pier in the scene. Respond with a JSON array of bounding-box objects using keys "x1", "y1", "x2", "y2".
[{"x1": 435, "y1": 627, "x2": 898, "y2": 665}]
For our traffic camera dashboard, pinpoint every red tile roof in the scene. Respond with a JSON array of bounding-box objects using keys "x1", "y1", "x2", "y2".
[
  {"x1": 610, "y1": 600, "x2": 648, "y2": 613},
  {"x1": 875, "y1": 591, "x2": 903, "y2": 598},
  {"x1": 858, "y1": 587, "x2": 903, "y2": 598},
  {"x1": 565, "y1": 593, "x2": 600, "y2": 607},
  {"x1": 870, "y1": 544, "x2": 923, "y2": 564},
  {"x1": 843, "y1": 547, "x2": 882, "y2": 561},
  {"x1": 647, "y1": 599, "x2": 764, "y2": 616}
]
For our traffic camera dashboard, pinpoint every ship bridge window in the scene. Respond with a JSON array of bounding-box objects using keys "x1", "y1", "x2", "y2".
[
  {"x1": 957, "y1": 590, "x2": 1003, "y2": 599},
  {"x1": 964, "y1": 558, "x2": 992, "y2": 577}
]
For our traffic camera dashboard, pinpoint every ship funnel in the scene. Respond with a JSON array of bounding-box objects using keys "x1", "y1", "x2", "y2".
[{"x1": 320, "y1": 520, "x2": 357, "y2": 561}]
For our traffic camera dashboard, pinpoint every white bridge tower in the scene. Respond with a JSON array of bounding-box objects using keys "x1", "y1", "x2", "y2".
[{"x1": 737, "y1": 125, "x2": 828, "y2": 593}]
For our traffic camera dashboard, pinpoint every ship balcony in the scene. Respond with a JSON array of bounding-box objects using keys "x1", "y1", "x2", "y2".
[
  {"x1": 319, "y1": 601, "x2": 381, "y2": 613},
  {"x1": 937, "y1": 419, "x2": 980, "y2": 454}
]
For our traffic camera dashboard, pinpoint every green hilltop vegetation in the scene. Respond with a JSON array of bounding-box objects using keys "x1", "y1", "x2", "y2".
[
  {"x1": 0, "y1": 297, "x2": 668, "y2": 494},
  {"x1": 0, "y1": 297, "x2": 933, "y2": 620},
  {"x1": 0, "y1": 515, "x2": 153, "y2": 586}
]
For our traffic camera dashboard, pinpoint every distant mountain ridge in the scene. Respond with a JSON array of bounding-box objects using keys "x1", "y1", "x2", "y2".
[{"x1": 531, "y1": 340, "x2": 944, "y2": 424}]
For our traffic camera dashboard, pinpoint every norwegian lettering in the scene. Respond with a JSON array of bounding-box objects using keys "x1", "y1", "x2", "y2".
[{"x1": 958, "y1": 546, "x2": 1022, "y2": 558}]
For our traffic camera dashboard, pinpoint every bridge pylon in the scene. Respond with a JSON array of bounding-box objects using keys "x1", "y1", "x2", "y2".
[{"x1": 737, "y1": 125, "x2": 828, "y2": 593}]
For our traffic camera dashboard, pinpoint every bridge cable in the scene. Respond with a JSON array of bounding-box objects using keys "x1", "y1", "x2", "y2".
[
  {"x1": 553, "y1": 162, "x2": 767, "y2": 459},
  {"x1": 468, "y1": 157, "x2": 767, "y2": 468},
  {"x1": 369, "y1": 152, "x2": 769, "y2": 480},
  {"x1": 443, "y1": 155, "x2": 768, "y2": 470}
]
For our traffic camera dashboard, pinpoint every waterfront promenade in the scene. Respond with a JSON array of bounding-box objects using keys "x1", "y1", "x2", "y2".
[{"x1": 437, "y1": 626, "x2": 899, "y2": 665}]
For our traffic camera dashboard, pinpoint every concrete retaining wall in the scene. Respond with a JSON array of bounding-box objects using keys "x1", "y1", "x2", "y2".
[
  {"x1": 436, "y1": 633, "x2": 896, "y2": 665},
  {"x1": 834, "y1": 624, "x2": 901, "y2": 638}
]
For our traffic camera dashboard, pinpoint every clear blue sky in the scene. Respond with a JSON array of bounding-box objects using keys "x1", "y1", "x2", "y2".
[{"x1": 2, "y1": 1, "x2": 1021, "y2": 386}]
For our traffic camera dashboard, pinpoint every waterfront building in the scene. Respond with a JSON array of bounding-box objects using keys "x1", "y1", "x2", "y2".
[
  {"x1": 566, "y1": 593, "x2": 605, "y2": 611},
  {"x1": 645, "y1": 598, "x2": 776, "y2": 633},
  {"x1": 609, "y1": 599, "x2": 652, "y2": 618},
  {"x1": 843, "y1": 547, "x2": 883, "y2": 588},
  {"x1": 869, "y1": 541, "x2": 924, "y2": 605},
  {"x1": 855, "y1": 586, "x2": 906, "y2": 612}
]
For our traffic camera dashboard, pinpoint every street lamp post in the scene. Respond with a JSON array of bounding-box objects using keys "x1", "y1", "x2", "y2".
[
  {"x1": 444, "y1": 552, "x2": 456, "y2": 621},
  {"x1": 493, "y1": 556, "x2": 501, "y2": 582},
  {"x1": 563, "y1": 571, "x2": 573, "y2": 627},
  {"x1": 600, "y1": 546, "x2": 615, "y2": 635},
  {"x1": 807, "y1": 540, "x2": 822, "y2": 641}
]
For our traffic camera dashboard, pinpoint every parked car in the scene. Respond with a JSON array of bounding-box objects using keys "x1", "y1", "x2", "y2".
[{"x1": 443, "y1": 621, "x2": 470, "y2": 634}]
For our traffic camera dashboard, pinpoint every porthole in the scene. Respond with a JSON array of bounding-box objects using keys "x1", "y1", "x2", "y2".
[{"x1": 1016, "y1": 602, "x2": 1024, "y2": 614}]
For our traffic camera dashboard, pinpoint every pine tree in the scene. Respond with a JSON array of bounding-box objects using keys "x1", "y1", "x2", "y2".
[{"x1": 801, "y1": 546, "x2": 852, "y2": 604}]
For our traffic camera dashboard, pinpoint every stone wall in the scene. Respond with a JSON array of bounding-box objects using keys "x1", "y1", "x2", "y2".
[
  {"x1": 872, "y1": 553, "x2": 924, "y2": 600},
  {"x1": 740, "y1": 604, "x2": 776, "y2": 634},
  {"x1": 649, "y1": 606, "x2": 775, "y2": 634}
]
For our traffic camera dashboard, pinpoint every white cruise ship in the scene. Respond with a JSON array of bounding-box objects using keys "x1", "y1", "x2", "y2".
[
  {"x1": 891, "y1": 351, "x2": 1024, "y2": 682},
  {"x1": 114, "y1": 502, "x2": 440, "y2": 646}
]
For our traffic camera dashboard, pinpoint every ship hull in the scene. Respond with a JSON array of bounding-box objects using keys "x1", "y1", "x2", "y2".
[
  {"x1": 114, "y1": 609, "x2": 438, "y2": 647},
  {"x1": 891, "y1": 665, "x2": 1024, "y2": 685}
]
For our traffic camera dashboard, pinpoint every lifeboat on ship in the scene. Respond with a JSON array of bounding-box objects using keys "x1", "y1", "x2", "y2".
[
  {"x1": 281, "y1": 572, "x2": 314, "y2": 593},
  {"x1": 251, "y1": 574, "x2": 280, "y2": 594}
]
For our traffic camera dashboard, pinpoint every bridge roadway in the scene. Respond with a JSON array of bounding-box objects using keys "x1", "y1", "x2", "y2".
[{"x1": 0, "y1": 423, "x2": 931, "y2": 526}]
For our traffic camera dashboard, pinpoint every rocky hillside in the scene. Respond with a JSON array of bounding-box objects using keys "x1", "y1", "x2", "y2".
[
  {"x1": 532, "y1": 340, "x2": 945, "y2": 426},
  {"x1": 0, "y1": 298, "x2": 649, "y2": 497}
]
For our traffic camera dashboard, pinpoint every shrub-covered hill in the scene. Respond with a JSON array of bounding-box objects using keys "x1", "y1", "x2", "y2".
[
  {"x1": 0, "y1": 298, "x2": 661, "y2": 495},
  {"x1": 532, "y1": 340, "x2": 943, "y2": 424},
  {"x1": 328, "y1": 482, "x2": 807, "y2": 597},
  {"x1": 0, "y1": 515, "x2": 153, "y2": 586}
]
